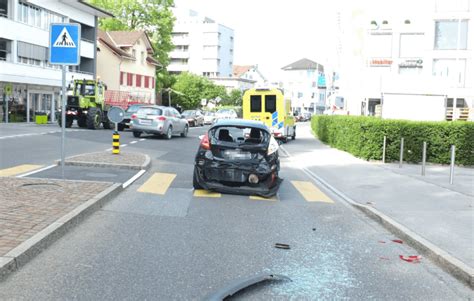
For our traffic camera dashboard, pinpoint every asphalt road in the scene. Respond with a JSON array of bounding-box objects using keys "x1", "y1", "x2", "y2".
[{"x1": 0, "y1": 122, "x2": 471, "y2": 300}]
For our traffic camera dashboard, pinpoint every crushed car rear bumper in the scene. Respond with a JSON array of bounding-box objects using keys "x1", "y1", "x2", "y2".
[{"x1": 194, "y1": 161, "x2": 282, "y2": 198}]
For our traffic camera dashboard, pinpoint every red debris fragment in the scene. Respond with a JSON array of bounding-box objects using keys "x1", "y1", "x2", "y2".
[
  {"x1": 392, "y1": 239, "x2": 403, "y2": 244},
  {"x1": 399, "y1": 255, "x2": 422, "y2": 263}
]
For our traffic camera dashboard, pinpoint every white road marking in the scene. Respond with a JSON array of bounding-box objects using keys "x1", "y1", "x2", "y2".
[
  {"x1": 16, "y1": 164, "x2": 56, "y2": 178},
  {"x1": 139, "y1": 138, "x2": 146, "y2": 141},
  {"x1": 120, "y1": 144, "x2": 127, "y2": 147},
  {"x1": 122, "y1": 169, "x2": 147, "y2": 189},
  {"x1": 130, "y1": 141, "x2": 138, "y2": 144},
  {"x1": 105, "y1": 148, "x2": 112, "y2": 151}
]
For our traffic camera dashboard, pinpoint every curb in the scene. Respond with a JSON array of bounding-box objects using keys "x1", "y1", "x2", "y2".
[
  {"x1": 299, "y1": 165, "x2": 474, "y2": 289},
  {"x1": 57, "y1": 153, "x2": 151, "y2": 171},
  {"x1": 0, "y1": 183, "x2": 122, "y2": 282}
]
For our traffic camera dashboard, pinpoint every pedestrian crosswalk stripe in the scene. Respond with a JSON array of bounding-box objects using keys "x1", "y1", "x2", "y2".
[
  {"x1": 249, "y1": 195, "x2": 277, "y2": 201},
  {"x1": 291, "y1": 181, "x2": 334, "y2": 203},
  {"x1": 193, "y1": 189, "x2": 221, "y2": 198},
  {"x1": 138, "y1": 172, "x2": 176, "y2": 195},
  {"x1": 0, "y1": 164, "x2": 43, "y2": 177}
]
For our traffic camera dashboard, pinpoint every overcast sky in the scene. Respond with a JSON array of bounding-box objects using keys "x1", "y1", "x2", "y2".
[{"x1": 173, "y1": 0, "x2": 431, "y2": 81}]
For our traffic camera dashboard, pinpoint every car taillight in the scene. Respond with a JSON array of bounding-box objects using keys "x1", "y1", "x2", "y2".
[
  {"x1": 131, "y1": 114, "x2": 137, "y2": 119},
  {"x1": 200, "y1": 134, "x2": 210, "y2": 150},
  {"x1": 156, "y1": 116, "x2": 166, "y2": 121}
]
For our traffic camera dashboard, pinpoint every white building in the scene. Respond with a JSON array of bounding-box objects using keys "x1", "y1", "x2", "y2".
[
  {"x1": 168, "y1": 8, "x2": 234, "y2": 78},
  {"x1": 0, "y1": 0, "x2": 111, "y2": 123},
  {"x1": 334, "y1": 0, "x2": 473, "y2": 121},
  {"x1": 281, "y1": 58, "x2": 326, "y2": 114}
]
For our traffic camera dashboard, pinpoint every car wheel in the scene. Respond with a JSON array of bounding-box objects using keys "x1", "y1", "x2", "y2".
[
  {"x1": 193, "y1": 169, "x2": 202, "y2": 189},
  {"x1": 65, "y1": 116, "x2": 74, "y2": 128},
  {"x1": 181, "y1": 125, "x2": 188, "y2": 137},
  {"x1": 133, "y1": 131, "x2": 141, "y2": 138},
  {"x1": 165, "y1": 126, "x2": 172, "y2": 140},
  {"x1": 118, "y1": 124, "x2": 125, "y2": 131},
  {"x1": 292, "y1": 127, "x2": 296, "y2": 140}
]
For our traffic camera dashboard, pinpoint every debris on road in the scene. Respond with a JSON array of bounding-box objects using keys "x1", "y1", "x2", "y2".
[
  {"x1": 399, "y1": 255, "x2": 422, "y2": 263},
  {"x1": 379, "y1": 257, "x2": 390, "y2": 260},
  {"x1": 204, "y1": 273, "x2": 291, "y2": 301},
  {"x1": 275, "y1": 243, "x2": 291, "y2": 250},
  {"x1": 391, "y1": 239, "x2": 403, "y2": 244},
  {"x1": 378, "y1": 240, "x2": 386, "y2": 243}
]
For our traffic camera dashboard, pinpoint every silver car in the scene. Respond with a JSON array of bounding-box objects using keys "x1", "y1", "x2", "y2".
[{"x1": 130, "y1": 106, "x2": 189, "y2": 139}]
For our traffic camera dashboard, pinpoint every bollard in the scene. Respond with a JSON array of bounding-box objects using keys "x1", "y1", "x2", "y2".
[
  {"x1": 421, "y1": 142, "x2": 427, "y2": 176},
  {"x1": 449, "y1": 145, "x2": 455, "y2": 184},
  {"x1": 382, "y1": 136, "x2": 386, "y2": 163},
  {"x1": 112, "y1": 131, "x2": 120, "y2": 154},
  {"x1": 399, "y1": 137, "x2": 404, "y2": 168}
]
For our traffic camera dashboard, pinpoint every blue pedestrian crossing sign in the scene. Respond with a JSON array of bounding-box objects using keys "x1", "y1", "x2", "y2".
[{"x1": 49, "y1": 23, "x2": 81, "y2": 65}]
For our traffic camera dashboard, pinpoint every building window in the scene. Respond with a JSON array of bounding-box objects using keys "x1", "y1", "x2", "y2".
[
  {"x1": 127, "y1": 73, "x2": 133, "y2": 86},
  {"x1": 433, "y1": 59, "x2": 466, "y2": 87},
  {"x1": 18, "y1": 2, "x2": 64, "y2": 30},
  {"x1": 144, "y1": 76, "x2": 149, "y2": 88},
  {"x1": 151, "y1": 77, "x2": 155, "y2": 89},
  {"x1": 132, "y1": 49, "x2": 136, "y2": 58},
  {"x1": 120, "y1": 72, "x2": 125, "y2": 85},
  {"x1": 434, "y1": 20, "x2": 468, "y2": 50},
  {"x1": 136, "y1": 75, "x2": 142, "y2": 87},
  {"x1": 400, "y1": 34, "x2": 424, "y2": 57},
  {"x1": 0, "y1": 0, "x2": 8, "y2": 18},
  {"x1": 141, "y1": 51, "x2": 145, "y2": 64},
  {"x1": 435, "y1": 0, "x2": 470, "y2": 12},
  {"x1": 367, "y1": 34, "x2": 393, "y2": 58},
  {"x1": 0, "y1": 38, "x2": 11, "y2": 61},
  {"x1": 18, "y1": 56, "x2": 41, "y2": 66}
]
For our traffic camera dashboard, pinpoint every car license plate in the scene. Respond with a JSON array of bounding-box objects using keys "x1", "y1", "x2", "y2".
[{"x1": 139, "y1": 119, "x2": 152, "y2": 125}]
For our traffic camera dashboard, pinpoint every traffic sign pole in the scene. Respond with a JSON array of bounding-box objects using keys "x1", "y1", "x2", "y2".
[{"x1": 61, "y1": 65, "x2": 67, "y2": 178}]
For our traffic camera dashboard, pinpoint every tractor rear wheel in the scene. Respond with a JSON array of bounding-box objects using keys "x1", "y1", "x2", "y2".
[
  {"x1": 77, "y1": 115, "x2": 87, "y2": 128},
  {"x1": 102, "y1": 113, "x2": 111, "y2": 129},
  {"x1": 87, "y1": 107, "x2": 102, "y2": 129}
]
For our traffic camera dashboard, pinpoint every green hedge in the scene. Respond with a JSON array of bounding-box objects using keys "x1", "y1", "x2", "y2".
[{"x1": 311, "y1": 115, "x2": 474, "y2": 165}]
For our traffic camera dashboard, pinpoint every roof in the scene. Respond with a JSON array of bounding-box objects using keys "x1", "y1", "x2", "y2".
[
  {"x1": 211, "y1": 119, "x2": 269, "y2": 132},
  {"x1": 98, "y1": 30, "x2": 161, "y2": 66},
  {"x1": 233, "y1": 65, "x2": 253, "y2": 78},
  {"x1": 60, "y1": 1, "x2": 113, "y2": 18},
  {"x1": 281, "y1": 58, "x2": 324, "y2": 72}
]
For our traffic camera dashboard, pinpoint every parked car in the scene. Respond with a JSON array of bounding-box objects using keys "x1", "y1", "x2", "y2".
[
  {"x1": 215, "y1": 108, "x2": 238, "y2": 121},
  {"x1": 130, "y1": 105, "x2": 188, "y2": 139},
  {"x1": 203, "y1": 111, "x2": 216, "y2": 125},
  {"x1": 193, "y1": 119, "x2": 282, "y2": 197},
  {"x1": 118, "y1": 104, "x2": 145, "y2": 131},
  {"x1": 182, "y1": 110, "x2": 204, "y2": 127}
]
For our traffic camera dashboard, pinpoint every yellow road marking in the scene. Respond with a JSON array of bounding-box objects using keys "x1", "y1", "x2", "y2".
[
  {"x1": 0, "y1": 164, "x2": 43, "y2": 177},
  {"x1": 249, "y1": 195, "x2": 277, "y2": 201},
  {"x1": 291, "y1": 181, "x2": 334, "y2": 203},
  {"x1": 137, "y1": 172, "x2": 176, "y2": 195},
  {"x1": 193, "y1": 189, "x2": 221, "y2": 198}
]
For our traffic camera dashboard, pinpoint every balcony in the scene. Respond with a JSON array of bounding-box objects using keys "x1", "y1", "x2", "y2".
[
  {"x1": 169, "y1": 51, "x2": 189, "y2": 59},
  {"x1": 172, "y1": 36, "x2": 189, "y2": 46},
  {"x1": 168, "y1": 63, "x2": 189, "y2": 72}
]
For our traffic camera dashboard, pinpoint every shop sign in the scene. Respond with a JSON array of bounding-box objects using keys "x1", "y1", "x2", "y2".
[
  {"x1": 370, "y1": 59, "x2": 393, "y2": 66},
  {"x1": 399, "y1": 59, "x2": 423, "y2": 68}
]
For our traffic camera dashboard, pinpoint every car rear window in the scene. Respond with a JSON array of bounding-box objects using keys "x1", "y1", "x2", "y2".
[
  {"x1": 127, "y1": 105, "x2": 142, "y2": 113},
  {"x1": 210, "y1": 126, "x2": 269, "y2": 146},
  {"x1": 137, "y1": 107, "x2": 162, "y2": 116}
]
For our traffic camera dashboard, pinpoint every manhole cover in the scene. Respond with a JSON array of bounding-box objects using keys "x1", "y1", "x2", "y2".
[{"x1": 85, "y1": 172, "x2": 117, "y2": 178}]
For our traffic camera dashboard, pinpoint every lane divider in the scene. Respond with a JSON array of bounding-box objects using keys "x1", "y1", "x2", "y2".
[
  {"x1": 291, "y1": 180, "x2": 334, "y2": 203},
  {"x1": 123, "y1": 169, "x2": 147, "y2": 189},
  {"x1": 17, "y1": 164, "x2": 56, "y2": 178},
  {"x1": 0, "y1": 164, "x2": 44, "y2": 177},
  {"x1": 193, "y1": 189, "x2": 221, "y2": 198}
]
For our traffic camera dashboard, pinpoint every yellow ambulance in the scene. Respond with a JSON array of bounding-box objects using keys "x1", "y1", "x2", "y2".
[{"x1": 242, "y1": 88, "x2": 296, "y2": 141}]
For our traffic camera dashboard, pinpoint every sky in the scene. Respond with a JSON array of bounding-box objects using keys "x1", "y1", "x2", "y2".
[{"x1": 173, "y1": 0, "x2": 431, "y2": 81}]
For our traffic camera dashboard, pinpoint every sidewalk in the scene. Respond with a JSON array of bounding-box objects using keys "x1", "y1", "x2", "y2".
[{"x1": 283, "y1": 123, "x2": 473, "y2": 285}]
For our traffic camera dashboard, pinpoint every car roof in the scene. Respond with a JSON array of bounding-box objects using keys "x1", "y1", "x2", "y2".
[
  {"x1": 138, "y1": 105, "x2": 167, "y2": 110},
  {"x1": 211, "y1": 119, "x2": 269, "y2": 132}
]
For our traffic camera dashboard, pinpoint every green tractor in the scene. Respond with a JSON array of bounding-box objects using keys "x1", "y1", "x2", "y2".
[{"x1": 57, "y1": 79, "x2": 111, "y2": 129}]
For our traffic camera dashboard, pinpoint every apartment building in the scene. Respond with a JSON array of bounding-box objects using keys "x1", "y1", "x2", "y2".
[
  {"x1": 0, "y1": 0, "x2": 111, "y2": 123},
  {"x1": 97, "y1": 30, "x2": 160, "y2": 107},
  {"x1": 168, "y1": 8, "x2": 234, "y2": 78},
  {"x1": 335, "y1": 0, "x2": 473, "y2": 121},
  {"x1": 281, "y1": 58, "x2": 326, "y2": 114}
]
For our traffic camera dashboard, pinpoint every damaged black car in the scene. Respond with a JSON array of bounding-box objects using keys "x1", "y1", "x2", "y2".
[{"x1": 193, "y1": 119, "x2": 282, "y2": 198}]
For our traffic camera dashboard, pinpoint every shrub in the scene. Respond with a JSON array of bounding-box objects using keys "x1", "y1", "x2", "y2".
[{"x1": 311, "y1": 115, "x2": 474, "y2": 165}]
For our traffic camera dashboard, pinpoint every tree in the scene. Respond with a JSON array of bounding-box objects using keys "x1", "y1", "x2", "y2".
[
  {"x1": 221, "y1": 89, "x2": 243, "y2": 106},
  {"x1": 89, "y1": 0, "x2": 175, "y2": 88},
  {"x1": 172, "y1": 73, "x2": 227, "y2": 109}
]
